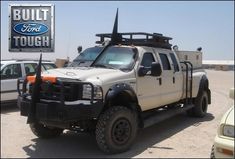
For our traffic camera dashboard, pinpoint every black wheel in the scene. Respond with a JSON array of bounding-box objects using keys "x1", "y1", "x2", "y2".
[
  {"x1": 210, "y1": 145, "x2": 215, "y2": 159},
  {"x1": 30, "y1": 122, "x2": 63, "y2": 138},
  {"x1": 96, "y1": 106, "x2": 138, "y2": 154},
  {"x1": 188, "y1": 91, "x2": 208, "y2": 117}
]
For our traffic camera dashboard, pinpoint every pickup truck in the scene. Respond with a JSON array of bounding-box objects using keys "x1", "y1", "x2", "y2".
[{"x1": 17, "y1": 10, "x2": 211, "y2": 154}]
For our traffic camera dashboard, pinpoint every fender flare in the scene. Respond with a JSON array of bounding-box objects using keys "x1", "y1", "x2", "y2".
[
  {"x1": 105, "y1": 83, "x2": 139, "y2": 106},
  {"x1": 104, "y1": 83, "x2": 143, "y2": 127}
]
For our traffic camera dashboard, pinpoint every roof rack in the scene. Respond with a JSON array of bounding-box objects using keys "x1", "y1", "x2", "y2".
[{"x1": 96, "y1": 32, "x2": 172, "y2": 49}]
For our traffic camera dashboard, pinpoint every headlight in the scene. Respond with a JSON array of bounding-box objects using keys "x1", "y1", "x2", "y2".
[
  {"x1": 82, "y1": 84, "x2": 102, "y2": 100},
  {"x1": 223, "y1": 125, "x2": 234, "y2": 138}
]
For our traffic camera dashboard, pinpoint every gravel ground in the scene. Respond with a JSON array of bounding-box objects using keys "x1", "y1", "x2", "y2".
[{"x1": 1, "y1": 69, "x2": 234, "y2": 158}]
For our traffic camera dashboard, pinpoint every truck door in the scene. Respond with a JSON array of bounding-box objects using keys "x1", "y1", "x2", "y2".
[
  {"x1": 0, "y1": 63, "x2": 23, "y2": 101},
  {"x1": 169, "y1": 53, "x2": 183, "y2": 102},
  {"x1": 137, "y1": 51, "x2": 163, "y2": 111},
  {"x1": 157, "y1": 52, "x2": 182, "y2": 105}
]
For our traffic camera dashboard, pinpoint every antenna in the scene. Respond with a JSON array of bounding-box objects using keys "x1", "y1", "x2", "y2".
[
  {"x1": 91, "y1": 9, "x2": 119, "y2": 66},
  {"x1": 110, "y1": 8, "x2": 121, "y2": 45},
  {"x1": 27, "y1": 53, "x2": 42, "y2": 124}
]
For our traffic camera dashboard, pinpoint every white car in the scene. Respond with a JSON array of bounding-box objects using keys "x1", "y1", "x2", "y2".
[
  {"x1": 211, "y1": 88, "x2": 234, "y2": 158},
  {"x1": 1, "y1": 59, "x2": 57, "y2": 104}
]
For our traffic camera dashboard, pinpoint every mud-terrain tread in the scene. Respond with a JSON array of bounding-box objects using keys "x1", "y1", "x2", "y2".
[
  {"x1": 96, "y1": 106, "x2": 138, "y2": 154},
  {"x1": 193, "y1": 91, "x2": 208, "y2": 117},
  {"x1": 187, "y1": 91, "x2": 208, "y2": 118}
]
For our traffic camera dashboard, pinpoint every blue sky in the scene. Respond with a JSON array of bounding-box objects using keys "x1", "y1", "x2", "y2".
[{"x1": 1, "y1": 1, "x2": 234, "y2": 61}]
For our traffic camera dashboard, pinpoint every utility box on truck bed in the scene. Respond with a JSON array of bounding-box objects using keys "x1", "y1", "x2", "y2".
[{"x1": 175, "y1": 50, "x2": 202, "y2": 69}]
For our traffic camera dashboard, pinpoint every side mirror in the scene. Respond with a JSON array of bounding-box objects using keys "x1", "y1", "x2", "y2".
[
  {"x1": 151, "y1": 62, "x2": 162, "y2": 76},
  {"x1": 229, "y1": 88, "x2": 234, "y2": 100},
  {"x1": 77, "y1": 46, "x2": 82, "y2": 54},
  {"x1": 138, "y1": 66, "x2": 148, "y2": 77}
]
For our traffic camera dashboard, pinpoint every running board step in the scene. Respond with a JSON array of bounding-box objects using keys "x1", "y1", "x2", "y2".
[{"x1": 143, "y1": 104, "x2": 194, "y2": 128}]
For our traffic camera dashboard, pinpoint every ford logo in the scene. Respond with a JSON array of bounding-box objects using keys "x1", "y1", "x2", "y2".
[{"x1": 13, "y1": 22, "x2": 48, "y2": 36}]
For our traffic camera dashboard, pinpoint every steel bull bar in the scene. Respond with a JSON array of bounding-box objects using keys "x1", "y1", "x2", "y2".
[{"x1": 17, "y1": 76, "x2": 104, "y2": 123}]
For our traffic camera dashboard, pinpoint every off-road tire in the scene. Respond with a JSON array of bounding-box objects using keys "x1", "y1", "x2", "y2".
[
  {"x1": 30, "y1": 122, "x2": 63, "y2": 138},
  {"x1": 96, "y1": 106, "x2": 138, "y2": 154},
  {"x1": 188, "y1": 91, "x2": 208, "y2": 117}
]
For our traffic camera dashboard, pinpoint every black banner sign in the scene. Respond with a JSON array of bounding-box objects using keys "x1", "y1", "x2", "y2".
[{"x1": 9, "y1": 4, "x2": 54, "y2": 52}]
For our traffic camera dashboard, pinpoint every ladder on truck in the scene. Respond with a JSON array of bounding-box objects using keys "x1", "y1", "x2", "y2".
[{"x1": 180, "y1": 61, "x2": 193, "y2": 105}]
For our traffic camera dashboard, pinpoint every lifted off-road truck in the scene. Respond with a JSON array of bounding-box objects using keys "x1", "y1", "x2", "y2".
[{"x1": 17, "y1": 10, "x2": 211, "y2": 154}]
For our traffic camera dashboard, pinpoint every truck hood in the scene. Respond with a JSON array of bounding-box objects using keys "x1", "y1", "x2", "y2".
[{"x1": 42, "y1": 67, "x2": 134, "y2": 85}]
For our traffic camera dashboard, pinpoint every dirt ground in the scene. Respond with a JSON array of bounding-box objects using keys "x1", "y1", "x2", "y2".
[{"x1": 1, "y1": 69, "x2": 234, "y2": 158}]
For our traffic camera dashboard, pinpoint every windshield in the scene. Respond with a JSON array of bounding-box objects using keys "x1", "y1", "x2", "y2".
[
  {"x1": 92, "y1": 46, "x2": 137, "y2": 71},
  {"x1": 69, "y1": 47, "x2": 103, "y2": 67}
]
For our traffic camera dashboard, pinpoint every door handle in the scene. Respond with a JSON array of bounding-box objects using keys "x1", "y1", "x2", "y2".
[
  {"x1": 156, "y1": 77, "x2": 162, "y2": 85},
  {"x1": 173, "y1": 77, "x2": 175, "y2": 84}
]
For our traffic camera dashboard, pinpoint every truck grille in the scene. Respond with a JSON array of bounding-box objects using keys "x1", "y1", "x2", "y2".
[{"x1": 29, "y1": 82, "x2": 82, "y2": 101}]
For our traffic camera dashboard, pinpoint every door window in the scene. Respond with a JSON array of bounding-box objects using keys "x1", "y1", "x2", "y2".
[
  {"x1": 170, "y1": 53, "x2": 180, "y2": 72},
  {"x1": 1, "y1": 64, "x2": 22, "y2": 79},
  {"x1": 24, "y1": 63, "x2": 37, "y2": 75},
  {"x1": 141, "y1": 52, "x2": 155, "y2": 67},
  {"x1": 159, "y1": 53, "x2": 171, "y2": 70}
]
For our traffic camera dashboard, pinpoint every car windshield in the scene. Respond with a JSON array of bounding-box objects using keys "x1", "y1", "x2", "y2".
[
  {"x1": 92, "y1": 46, "x2": 137, "y2": 71},
  {"x1": 69, "y1": 47, "x2": 103, "y2": 67}
]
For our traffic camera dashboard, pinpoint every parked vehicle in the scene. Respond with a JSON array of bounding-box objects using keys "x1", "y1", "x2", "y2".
[
  {"x1": 1, "y1": 59, "x2": 57, "y2": 104},
  {"x1": 211, "y1": 88, "x2": 234, "y2": 158},
  {"x1": 17, "y1": 10, "x2": 211, "y2": 154}
]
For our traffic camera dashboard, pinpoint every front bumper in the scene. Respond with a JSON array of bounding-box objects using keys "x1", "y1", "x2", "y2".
[
  {"x1": 17, "y1": 77, "x2": 104, "y2": 123},
  {"x1": 19, "y1": 96, "x2": 104, "y2": 122},
  {"x1": 213, "y1": 135, "x2": 234, "y2": 158}
]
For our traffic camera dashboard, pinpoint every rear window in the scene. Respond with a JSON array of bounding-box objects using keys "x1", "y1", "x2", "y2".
[
  {"x1": 170, "y1": 53, "x2": 180, "y2": 72},
  {"x1": 159, "y1": 53, "x2": 171, "y2": 70}
]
